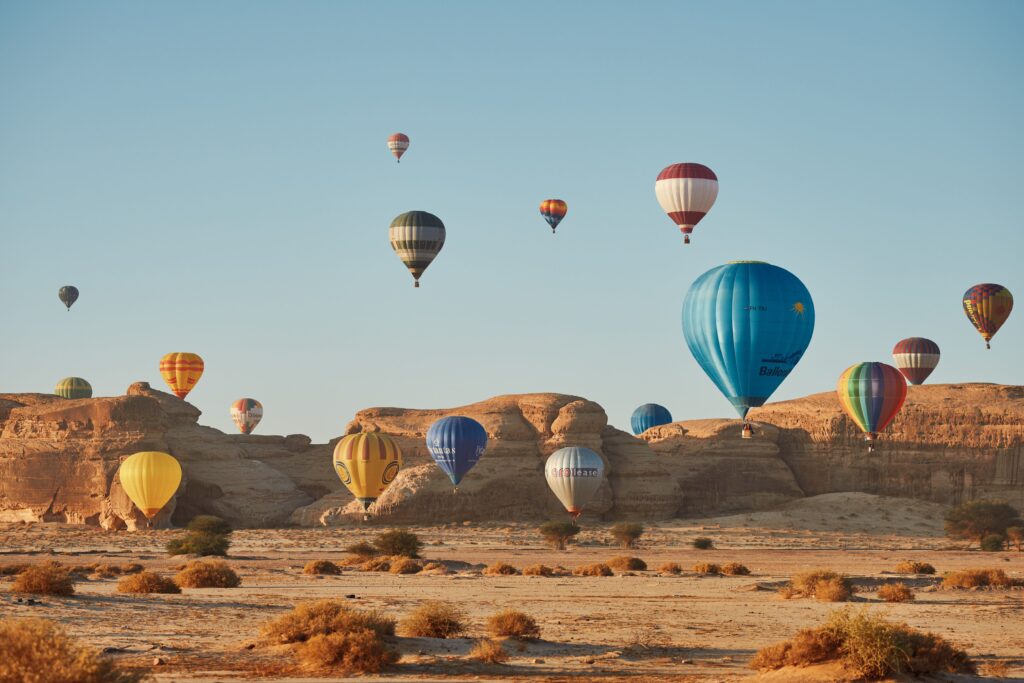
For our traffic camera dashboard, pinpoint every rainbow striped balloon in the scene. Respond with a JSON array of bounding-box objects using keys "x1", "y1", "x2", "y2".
[
  {"x1": 836, "y1": 362, "x2": 907, "y2": 451},
  {"x1": 539, "y1": 199, "x2": 568, "y2": 234}
]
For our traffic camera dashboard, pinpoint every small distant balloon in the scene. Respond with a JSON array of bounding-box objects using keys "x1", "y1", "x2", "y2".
[
  {"x1": 539, "y1": 199, "x2": 568, "y2": 235},
  {"x1": 58, "y1": 286, "x2": 79, "y2": 311},
  {"x1": 836, "y1": 362, "x2": 907, "y2": 452},
  {"x1": 230, "y1": 398, "x2": 263, "y2": 434},
  {"x1": 630, "y1": 404, "x2": 672, "y2": 435},
  {"x1": 387, "y1": 133, "x2": 409, "y2": 162},
  {"x1": 655, "y1": 163, "x2": 718, "y2": 244},
  {"x1": 963, "y1": 284, "x2": 1013, "y2": 349},
  {"x1": 54, "y1": 377, "x2": 92, "y2": 399},
  {"x1": 332, "y1": 433, "x2": 403, "y2": 512},
  {"x1": 891, "y1": 338, "x2": 940, "y2": 385},
  {"x1": 389, "y1": 211, "x2": 445, "y2": 288},
  {"x1": 426, "y1": 416, "x2": 488, "y2": 487},
  {"x1": 545, "y1": 447, "x2": 605, "y2": 520},
  {"x1": 117, "y1": 451, "x2": 182, "y2": 520},
  {"x1": 159, "y1": 353, "x2": 204, "y2": 400}
]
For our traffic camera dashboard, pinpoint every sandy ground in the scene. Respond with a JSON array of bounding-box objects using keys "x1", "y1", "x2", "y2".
[{"x1": 1, "y1": 493, "x2": 1023, "y2": 682}]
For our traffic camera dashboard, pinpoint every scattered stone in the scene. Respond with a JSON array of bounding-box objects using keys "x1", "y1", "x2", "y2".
[{"x1": 152, "y1": 657, "x2": 165, "y2": 666}]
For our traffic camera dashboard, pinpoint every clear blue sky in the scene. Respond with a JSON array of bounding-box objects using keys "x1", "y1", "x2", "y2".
[{"x1": 2, "y1": 1, "x2": 1020, "y2": 442}]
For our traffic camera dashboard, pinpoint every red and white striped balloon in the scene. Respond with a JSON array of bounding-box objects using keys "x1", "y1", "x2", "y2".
[
  {"x1": 655, "y1": 163, "x2": 718, "y2": 244},
  {"x1": 387, "y1": 133, "x2": 409, "y2": 163},
  {"x1": 891, "y1": 338, "x2": 940, "y2": 385}
]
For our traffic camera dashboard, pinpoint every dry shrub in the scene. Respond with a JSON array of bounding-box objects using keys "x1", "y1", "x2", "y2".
[
  {"x1": 303, "y1": 560, "x2": 341, "y2": 575},
  {"x1": 941, "y1": 568, "x2": 1014, "y2": 589},
  {"x1": 486, "y1": 609, "x2": 540, "y2": 639},
  {"x1": 607, "y1": 556, "x2": 647, "y2": 571},
  {"x1": 573, "y1": 563, "x2": 613, "y2": 577},
  {"x1": 483, "y1": 562, "x2": 520, "y2": 576},
  {"x1": 539, "y1": 521, "x2": 580, "y2": 550},
  {"x1": 117, "y1": 571, "x2": 181, "y2": 594},
  {"x1": 877, "y1": 583, "x2": 914, "y2": 602},
  {"x1": 389, "y1": 558, "x2": 423, "y2": 575},
  {"x1": 173, "y1": 560, "x2": 241, "y2": 588},
  {"x1": 10, "y1": 561, "x2": 75, "y2": 596},
  {"x1": 90, "y1": 563, "x2": 145, "y2": 578},
  {"x1": 186, "y1": 515, "x2": 232, "y2": 535},
  {"x1": 750, "y1": 627, "x2": 840, "y2": 669},
  {"x1": 360, "y1": 556, "x2": 392, "y2": 572},
  {"x1": 815, "y1": 577, "x2": 854, "y2": 602},
  {"x1": 784, "y1": 569, "x2": 854, "y2": 601},
  {"x1": 610, "y1": 522, "x2": 644, "y2": 548},
  {"x1": 523, "y1": 564, "x2": 554, "y2": 576},
  {"x1": 722, "y1": 562, "x2": 750, "y2": 576},
  {"x1": 692, "y1": 562, "x2": 721, "y2": 575},
  {"x1": 398, "y1": 600, "x2": 466, "y2": 638},
  {"x1": 0, "y1": 617, "x2": 146, "y2": 683},
  {"x1": 657, "y1": 562, "x2": 682, "y2": 574},
  {"x1": 166, "y1": 531, "x2": 230, "y2": 557},
  {"x1": 344, "y1": 541, "x2": 378, "y2": 558},
  {"x1": 470, "y1": 638, "x2": 509, "y2": 663},
  {"x1": 894, "y1": 560, "x2": 935, "y2": 575},
  {"x1": 296, "y1": 629, "x2": 398, "y2": 673},
  {"x1": 261, "y1": 599, "x2": 395, "y2": 644},
  {"x1": 373, "y1": 530, "x2": 421, "y2": 558},
  {"x1": 692, "y1": 537, "x2": 714, "y2": 549},
  {"x1": 420, "y1": 561, "x2": 448, "y2": 574}
]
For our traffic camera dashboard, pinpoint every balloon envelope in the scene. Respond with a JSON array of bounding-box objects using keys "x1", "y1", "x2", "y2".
[
  {"x1": 836, "y1": 362, "x2": 907, "y2": 447},
  {"x1": 683, "y1": 261, "x2": 814, "y2": 419},
  {"x1": 545, "y1": 447, "x2": 605, "y2": 519},
  {"x1": 655, "y1": 163, "x2": 718, "y2": 244},
  {"x1": 539, "y1": 199, "x2": 568, "y2": 234},
  {"x1": 230, "y1": 398, "x2": 263, "y2": 434},
  {"x1": 963, "y1": 284, "x2": 1013, "y2": 348},
  {"x1": 58, "y1": 285, "x2": 79, "y2": 310},
  {"x1": 388, "y1": 132, "x2": 409, "y2": 162},
  {"x1": 389, "y1": 211, "x2": 445, "y2": 288},
  {"x1": 891, "y1": 338, "x2": 940, "y2": 385},
  {"x1": 332, "y1": 433, "x2": 403, "y2": 511},
  {"x1": 118, "y1": 451, "x2": 182, "y2": 519},
  {"x1": 426, "y1": 416, "x2": 488, "y2": 486},
  {"x1": 54, "y1": 377, "x2": 92, "y2": 399},
  {"x1": 159, "y1": 352, "x2": 204, "y2": 400},
  {"x1": 630, "y1": 404, "x2": 672, "y2": 435}
]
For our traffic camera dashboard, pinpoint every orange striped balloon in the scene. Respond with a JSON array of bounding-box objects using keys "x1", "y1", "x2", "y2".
[
  {"x1": 332, "y1": 432, "x2": 403, "y2": 512},
  {"x1": 159, "y1": 352, "x2": 204, "y2": 400}
]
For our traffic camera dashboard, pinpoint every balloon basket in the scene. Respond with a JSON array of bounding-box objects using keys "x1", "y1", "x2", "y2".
[{"x1": 414, "y1": 281, "x2": 420, "y2": 288}]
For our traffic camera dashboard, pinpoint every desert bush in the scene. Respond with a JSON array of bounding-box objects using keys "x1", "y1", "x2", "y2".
[
  {"x1": 980, "y1": 533, "x2": 1007, "y2": 551},
  {"x1": 398, "y1": 600, "x2": 466, "y2": 638},
  {"x1": 572, "y1": 563, "x2": 613, "y2": 577},
  {"x1": 722, "y1": 562, "x2": 751, "y2": 576},
  {"x1": 420, "y1": 561, "x2": 448, "y2": 574},
  {"x1": 173, "y1": 560, "x2": 241, "y2": 588},
  {"x1": 373, "y1": 530, "x2": 421, "y2": 558},
  {"x1": 606, "y1": 556, "x2": 646, "y2": 571},
  {"x1": 344, "y1": 541, "x2": 378, "y2": 558},
  {"x1": 894, "y1": 560, "x2": 935, "y2": 574},
  {"x1": 944, "y1": 500, "x2": 1022, "y2": 545},
  {"x1": 483, "y1": 562, "x2": 520, "y2": 576},
  {"x1": 303, "y1": 560, "x2": 341, "y2": 575},
  {"x1": 296, "y1": 630, "x2": 398, "y2": 673},
  {"x1": 389, "y1": 558, "x2": 423, "y2": 575},
  {"x1": 815, "y1": 577, "x2": 854, "y2": 602},
  {"x1": 117, "y1": 571, "x2": 180, "y2": 594},
  {"x1": 692, "y1": 537, "x2": 714, "y2": 549},
  {"x1": 261, "y1": 599, "x2": 395, "y2": 644},
  {"x1": 470, "y1": 638, "x2": 509, "y2": 663},
  {"x1": 360, "y1": 556, "x2": 392, "y2": 572},
  {"x1": 657, "y1": 562, "x2": 682, "y2": 574},
  {"x1": 788, "y1": 569, "x2": 854, "y2": 601},
  {"x1": 1006, "y1": 526, "x2": 1023, "y2": 551},
  {"x1": 692, "y1": 562, "x2": 721, "y2": 575},
  {"x1": 941, "y1": 568, "x2": 1014, "y2": 589},
  {"x1": 10, "y1": 561, "x2": 75, "y2": 596},
  {"x1": 166, "y1": 531, "x2": 230, "y2": 557},
  {"x1": 486, "y1": 609, "x2": 540, "y2": 639},
  {"x1": 88, "y1": 562, "x2": 145, "y2": 579},
  {"x1": 186, "y1": 515, "x2": 232, "y2": 535},
  {"x1": 877, "y1": 583, "x2": 914, "y2": 602},
  {"x1": 522, "y1": 564, "x2": 554, "y2": 576},
  {"x1": 539, "y1": 521, "x2": 580, "y2": 550},
  {"x1": 610, "y1": 522, "x2": 644, "y2": 548},
  {"x1": 0, "y1": 617, "x2": 146, "y2": 683}
]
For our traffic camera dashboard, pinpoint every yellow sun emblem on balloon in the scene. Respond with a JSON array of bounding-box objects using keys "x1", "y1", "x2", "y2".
[{"x1": 792, "y1": 302, "x2": 806, "y2": 316}]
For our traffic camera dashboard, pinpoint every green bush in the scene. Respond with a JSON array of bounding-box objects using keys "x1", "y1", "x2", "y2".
[
  {"x1": 692, "y1": 537, "x2": 714, "y2": 550},
  {"x1": 166, "y1": 531, "x2": 230, "y2": 557},
  {"x1": 186, "y1": 515, "x2": 233, "y2": 535},
  {"x1": 373, "y1": 531, "x2": 421, "y2": 558},
  {"x1": 610, "y1": 523, "x2": 644, "y2": 548},
  {"x1": 980, "y1": 534, "x2": 1006, "y2": 552},
  {"x1": 944, "y1": 500, "x2": 1022, "y2": 545},
  {"x1": 539, "y1": 521, "x2": 580, "y2": 550}
]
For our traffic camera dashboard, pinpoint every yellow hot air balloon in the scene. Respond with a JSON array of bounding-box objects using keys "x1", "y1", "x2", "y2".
[
  {"x1": 159, "y1": 352, "x2": 204, "y2": 399},
  {"x1": 332, "y1": 433, "x2": 403, "y2": 512},
  {"x1": 118, "y1": 451, "x2": 182, "y2": 520}
]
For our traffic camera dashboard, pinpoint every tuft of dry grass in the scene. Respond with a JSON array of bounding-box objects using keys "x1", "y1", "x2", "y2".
[
  {"x1": 722, "y1": 562, "x2": 751, "y2": 576},
  {"x1": 389, "y1": 558, "x2": 423, "y2": 575},
  {"x1": 173, "y1": 560, "x2": 241, "y2": 588},
  {"x1": 894, "y1": 560, "x2": 935, "y2": 575},
  {"x1": 360, "y1": 556, "x2": 392, "y2": 572},
  {"x1": 344, "y1": 541, "x2": 378, "y2": 558},
  {"x1": 10, "y1": 561, "x2": 75, "y2": 596},
  {"x1": 470, "y1": 638, "x2": 509, "y2": 663},
  {"x1": 420, "y1": 561, "x2": 448, "y2": 574},
  {"x1": 877, "y1": 582, "x2": 914, "y2": 602},
  {"x1": 782, "y1": 568, "x2": 855, "y2": 602},
  {"x1": 693, "y1": 562, "x2": 722, "y2": 575},
  {"x1": 0, "y1": 617, "x2": 146, "y2": 682},
  {"x1": 522, "y1": 564, "x2": 554, "y2": 576},
  {"x1": 486, "y1": 609, "x2": 540, "y2": 639},
  {"x1": 303, "y1": 560, "x2": 341, "y2": 575},
  {"x1": 398, "y1": 601, "x2": 466, "y2": 639},
  {"x1": 117, "y1": 571, "x2": 181, "y2": 594},
  {"x1": 657, "y1": 562, "x2": 682, "y2": 574},
  {"x1": 572, "y1": 563, "x2": 613, "y2": 577},
  {"x1": 606, "y1": 556, "x2": 647, "y2": 571},
  {"x1": 941, "y1": 568, "x2": 1015, "y2": 589},
  {"x1": 296, "y1": 629, "x2": 398, "y2": 673},
  {"x1": 815, "y1": 577, "x2": 854, "y2": 602},
  {"x1": 89, "y1": 563, "x2": 145, "y2": 578},
  {"x1": 261, "y1": 599, "x2": 395, "y2": 644},
  {"x1": 483, "y1": 562, "x2": 520, "y2": 576},
  {"x1": 373, "y1": 530, "x2": 421, "y2": 558}
]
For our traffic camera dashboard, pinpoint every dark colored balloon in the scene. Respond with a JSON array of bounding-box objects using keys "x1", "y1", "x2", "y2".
[
  {"x1": 630, "y1": 404, "x2": 672, "y2": 435},
  {"x1": 58, "y1": 285, "x2": 79, "y2": 311}
]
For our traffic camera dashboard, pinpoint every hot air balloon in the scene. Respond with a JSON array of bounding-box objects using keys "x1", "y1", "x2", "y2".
[
  {"x1": 963, "y1": 284, "x2": 1013, "y2": 349},
  {"x1": 426, "y1": 416, "x2": 488, "y2": 488},
  {"x1": 545, "y1": 447, "x2": 605, "y2": 520},
  {"x1": 332, "y1": 433, "x2": 403, "y2": 512},
  {"x1": 387, "y1": 133, "x2": 409, "y2": 162},
  {"x1": 539, "y1": 199, "x2": 568, "y2": 235},
  {"x1": 159, "y1": 353, "x2": 204, "y2": 400},
  {"x1": 683, "y1": 261, "x2": 814, "y2": 436},
  {"x1": 389, "y1": 211, "x2": 445, "y2": 288},
  {"x1": 630, "y1": 404, "x2": 672, "y2": 435},
  {"x1": 117, "y1": 451, "x2": 182, "y2": 521},
  {"x1": 655, "y1": 163, "x2": 718, "y2": 244},
  {"x1": 892, "y1": 338, "x2": 940, "y2": 385},
  {"x1": 230, "y1": 398, "x2": 263, "y2": 434},
  {"x1": 836, "y1": 362, "x2": 907, "y2": 452},
  {"x1": 58, "y1": 285, "x2": 79, "y2": 311},
  {"x1": 54, "y1": 377, "x2": 92, "y2": 399}
]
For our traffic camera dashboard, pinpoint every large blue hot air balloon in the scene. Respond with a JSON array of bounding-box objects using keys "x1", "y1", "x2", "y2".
[
  {"x1": 682, "y1": 261, "x2": 814, "y2": 428},
  {"x1": 630, "y1": 404, "x2": 672, "y2": 435},
  {"x1": 426, "y1": 416, "x2": 488, "y2": 487}
]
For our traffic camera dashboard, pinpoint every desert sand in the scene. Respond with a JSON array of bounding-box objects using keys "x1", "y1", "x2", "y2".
[{"x1": 3, "y1": 493, "x2": 1022, "y2": 682}]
